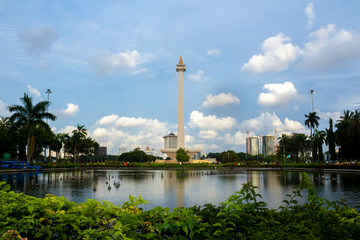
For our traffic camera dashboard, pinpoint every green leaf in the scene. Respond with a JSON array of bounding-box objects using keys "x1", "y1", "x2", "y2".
[
  {"x1": 28, "y1": 205, "x2": 34, "y2": 213},
  {"x1": 225, "y1": 227, "x2": 235, "y2": 233},
  {"x1": 212, "y1": 223, "x2": 223, "y2": 228},
  {"x1": 189, "y1": 231, "x2": 195, "y2": 240},
  {"x1": 187, "y1": 218, "x2": 196, "y2": 231},
  {"x1": 182, "y1": 225, "x2": 188, "y2": 235},
  {"x1": 2, "y1": 184, "x2": 11, "y2": 192}
]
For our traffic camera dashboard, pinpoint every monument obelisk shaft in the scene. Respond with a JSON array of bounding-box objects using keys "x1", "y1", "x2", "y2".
[{"x1": 176, "y1": 56, "x2": 186, "y2": 149}]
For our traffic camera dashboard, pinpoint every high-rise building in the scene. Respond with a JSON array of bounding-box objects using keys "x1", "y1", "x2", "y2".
[
  {"x1": 249, "y1": 136, "x2": 260, "y2": 155},
  {"x1": 262, "y1": 135, "x2": 276, "y2": 156}
]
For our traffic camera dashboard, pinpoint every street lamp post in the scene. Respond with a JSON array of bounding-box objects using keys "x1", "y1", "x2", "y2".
[
  {"x1": 309, "y1": 90, "x2": 315, "y2": 113},
  {"x1": 44, "y1": 89, "x2": 52, "y2": 162},
  {"x1": 309, "y1": 89, "x2": 315, "y2": 163}
]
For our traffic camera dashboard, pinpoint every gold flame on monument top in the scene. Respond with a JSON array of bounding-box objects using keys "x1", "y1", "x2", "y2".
[{"x1": 179, "y1": 55, "x2": 183, "y2": 65}]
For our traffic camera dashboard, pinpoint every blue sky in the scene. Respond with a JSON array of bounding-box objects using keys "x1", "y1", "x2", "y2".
[{"x1": 1, "y1": 0, "x2": 360, "y2": 154}]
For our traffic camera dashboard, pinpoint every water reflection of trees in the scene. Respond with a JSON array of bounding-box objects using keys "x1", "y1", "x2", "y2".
[{"x1": 2, "y1": 169, "x2": 360, "y2": 209}]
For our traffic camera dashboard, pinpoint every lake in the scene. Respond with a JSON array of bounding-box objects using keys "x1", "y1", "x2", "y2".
[{"x1": 1, "y1": 168, "x2": 360, "y2": 210}]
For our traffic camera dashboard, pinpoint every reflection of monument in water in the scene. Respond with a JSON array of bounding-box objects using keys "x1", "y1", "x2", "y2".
[
  {"x1": 163, "y1": 171, "x2": 185, "y2": 207},
  {"x1": 161, "y1": 56, "x2": 201, "y2": 161}
]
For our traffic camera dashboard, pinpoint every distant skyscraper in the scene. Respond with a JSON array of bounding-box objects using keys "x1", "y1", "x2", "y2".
[
  {"x1": 249, "y1": 136, "x2": 260, "y2": 155},
  {"x1": 262, "y1": 135, "x2": 276, "y2": 156}
]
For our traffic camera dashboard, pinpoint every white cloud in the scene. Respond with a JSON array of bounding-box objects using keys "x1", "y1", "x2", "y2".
[
  {"x1": 189, "y1": 110, "x2": 236, "y2": 130},
  {"x1": 207, "y1": 48, "x2": 222, "y2": 57},
  {"x1": 0, "y1": 100, "x2": 7, "y2": 114},
  {"x1": 59, "y1": 126, "x2": 77, "y2": 134},
  {"x1": 115, "y1": 117, "x2": 167, "y2": 132},
  {"x1": 27, "y1": 85, "x2": 41, "y2": 98},
  {"x1": 302, "y1": 24, "x2": 360, "y2": 71},
  {"x1": 222, "y1": 131, "x2": 247, "y2": 145},
  {"x1": 185, "y1": 135, "x2": 195, "y2": 143},
  {"x1": 91, "y1": 49, "x2": 143, "y2": 76},
  {"x1": 54, "y1": 103, "x2": 79, "y2": 117},
  {"x1": 242, "y1": 33, "x2": 301, "y2": 73},
  {"x1": 63, "y1": 103, "x2": 79, "y2": 116},
  {"x1": 188, "y1": 70, "x2": 209, "y2": 82},
  {"x1": 98, "y1": 114, "x2": 119, "y2": 125},
  {"x1": 90, "y1": 115, "x2": 170, "y2": 154},
  {"x1": 317, "y1": 111, "x2": 341, "y2": 122},
  {"x1": 305, "y1": 2, "x2": 315, "y2": 30},
  {"x1": 243, "y1": 23, "x2": 360, "y2": 73},
  {"x1": 202, "y1": 92, "x2": 240, "y2": 108},
  {"x1": 239, "y1": 112, "x2": 305, "y2": 135},
  {"x1": 283, "y1": 118, "x2": 305, "y2": 131},
  {"x1": 258, "y1": 81, "x2": 298, "y2": 107},
  {"x1": 19, "y1": 26, "x2": 58, "y2": 56},
  {"x1": 199, "y1": 130, "x2": 218, "y2": 140}
]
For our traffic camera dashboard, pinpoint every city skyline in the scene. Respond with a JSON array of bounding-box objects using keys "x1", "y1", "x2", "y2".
[{"x1": 1, "y1": 1, "x2": 360, "y2": 154}]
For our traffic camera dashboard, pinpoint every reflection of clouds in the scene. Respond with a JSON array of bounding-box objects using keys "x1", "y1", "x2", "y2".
[{"x1": 4, "y1": 169, "x2": 360, "y2": 209}]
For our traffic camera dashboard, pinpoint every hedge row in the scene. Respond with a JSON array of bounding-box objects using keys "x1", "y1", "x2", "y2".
[{"x1": 1, "y1": 173, "x2": 360, "y2": 239}]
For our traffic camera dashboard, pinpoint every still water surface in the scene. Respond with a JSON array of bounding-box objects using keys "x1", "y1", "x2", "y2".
[{"x1": 1, "y1": 168, "x2": 360, "y2": 210}]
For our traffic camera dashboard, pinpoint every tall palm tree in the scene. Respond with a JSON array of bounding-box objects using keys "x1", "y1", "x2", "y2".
[
  {"x1": 336, "y1": 110, "x2": 354, "y2": 161},
  {"x1": 305, "y1": 112, "x2": 320, "y2": 163},
  {"x1": 292, "y1": 133, "x2": 310, "y2": 163},
  {"x1": 8, "y1": 93, "x2": 56, "y2": 162},
  {"x1": 72, "y1": 124, "x2": 87, "y2": 162},
  {"x1": 314, "y1": 130, "x2": 326, "y2": 162},
  {"x1": 305, "y1": 112, "x2": 320, "y2": 138},
  {"x1": 278, "y1": 134, "x2": 289, "y2": 163},
  {"x1": 325, "y1": 118, "x2": 336, "y2": 162}
]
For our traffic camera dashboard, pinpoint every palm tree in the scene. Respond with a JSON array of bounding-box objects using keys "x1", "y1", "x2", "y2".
[
  {"x1": 305, "y1": 112, "x2": 320, "y2": 163},
  {"x1": 325, "y1": 118, "x2": 336, "y2": 162},
  {"x1": 72, "y1": 124, "x2": 87, "y2": 162},
  {"x1": 278, "y1": 134, "x2": 290, "y2": 163},
  {"x1": 305, "y1": 112, "x2": 320, "y2": 138},
  {"x1": 336, "y1": 110, "x2": 355, "y2": 161},
  {"x1": 314, "y1": 130, "x2": 326, "y2": 162},
  {"x1": 292, "y1": 133, "x2": 310, "y2": 163},
  {"x1": 8, "y1": 93, "x2": 56, "y2": 162}
]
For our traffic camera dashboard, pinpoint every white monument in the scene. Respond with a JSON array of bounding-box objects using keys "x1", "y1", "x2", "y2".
[{"x1": 161, "y1": 56, "x2": 201, "y2": 161}]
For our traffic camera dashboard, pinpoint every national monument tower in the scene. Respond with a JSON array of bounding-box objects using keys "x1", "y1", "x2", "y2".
[{"x1": 160, "y1": 56, "x2": 201, "y2": 161}]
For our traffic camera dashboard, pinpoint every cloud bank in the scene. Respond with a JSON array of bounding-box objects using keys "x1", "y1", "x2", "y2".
[{"x1": 242, "y1": 24, "x2": 360, "y2": 73}]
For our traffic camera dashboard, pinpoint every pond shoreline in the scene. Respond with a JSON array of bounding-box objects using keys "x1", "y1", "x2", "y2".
[{"x1": 2, "y1": 165, "x2": 360, "y2": 173}]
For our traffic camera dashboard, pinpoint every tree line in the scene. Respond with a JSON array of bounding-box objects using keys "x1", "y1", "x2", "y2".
[
  {"x1": 0, "y1": 94, "x2": 99, "y2": 163},
  {"x1": 208, "y1": 109, "x2": 360, "y2": 163}
]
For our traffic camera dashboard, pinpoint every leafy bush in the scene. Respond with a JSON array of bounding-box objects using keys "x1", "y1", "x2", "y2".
[{"x1": 1, "y1": 173, "x2": 360, "y2": 239}]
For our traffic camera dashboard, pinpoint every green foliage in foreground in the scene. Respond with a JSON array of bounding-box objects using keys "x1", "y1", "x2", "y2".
[{"x1": 1, "y1": 174, "x2": 360, "y2": 239}]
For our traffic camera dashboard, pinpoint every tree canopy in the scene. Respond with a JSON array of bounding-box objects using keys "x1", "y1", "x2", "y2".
[{"x1": 176, "y1": 148, "x2": 190, "y2": 162}]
